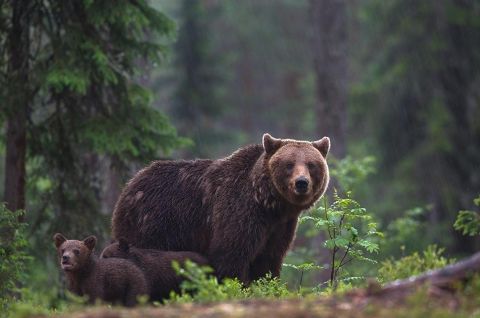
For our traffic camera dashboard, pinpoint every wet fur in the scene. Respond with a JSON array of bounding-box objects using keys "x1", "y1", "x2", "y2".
[
  {"x1": 100, "y1": 240, "x2": 209, "y2": 301},
  {"x1": 53, "y1": 233, "x2": 148, "y2": 306},
  {"x1": 111, "y1": 134, "x2": 329, "y2": 284}
]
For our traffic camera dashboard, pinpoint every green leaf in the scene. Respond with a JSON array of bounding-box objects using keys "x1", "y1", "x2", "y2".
[
  {"x1": 454, "y1": 210, "x2": 480, "y2": 236},
  {"x1": 324, "y1": 239, "x2": 336, "y2": 249},
  {"x1": 358, "y1": 239, "x2": 379, "y2": 253}
]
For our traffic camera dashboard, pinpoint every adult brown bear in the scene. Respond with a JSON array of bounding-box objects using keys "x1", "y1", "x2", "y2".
[{"x1": 111, "y1": 134, "x2": 330, "y2": 284}]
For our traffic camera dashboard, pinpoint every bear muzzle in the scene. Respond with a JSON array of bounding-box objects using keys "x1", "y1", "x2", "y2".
[
  {"x1": 294, "y1": 176, "x2": 310, "y2": 194},
  {"x1": 61, "y1": 254, "x2": 75, "y2": 270}
]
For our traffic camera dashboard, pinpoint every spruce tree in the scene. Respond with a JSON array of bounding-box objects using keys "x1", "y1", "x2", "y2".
[{"x1": 0, "y1": 1, "x2": 184, "y2": 240}]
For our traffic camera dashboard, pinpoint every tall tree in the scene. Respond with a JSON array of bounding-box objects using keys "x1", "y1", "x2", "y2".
[
  {"x1": 0, "y1": 1, "x2": 184, "y2": 241},
  {"x1": 311, "y1": 0, "x2": 348, "y2": 158},
  {"x1": 173, "y1": 0, "x2": 226, "y2": 158},
  {"x1": 3, "y1": 1, "x2": 32, "y2": 214}
]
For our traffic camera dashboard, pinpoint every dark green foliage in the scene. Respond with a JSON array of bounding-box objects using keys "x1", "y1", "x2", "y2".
[
  {"x1": 167, "y1": 260, "x2": 291, "y2": 304},
  {"x1": 454, "y1": 195, "x2": 480, "y2": 236},
  {"x1": 0, "y1": 205, "x2": 30, "y2": 312},
  {"x1": 351, "y1": 0, "x2": 480, "y2": 253},
  {"x1": 0, "y1": 4, "x2": 188, "y2": 311},
  {"x1": 0, "y1": 1, "x2": 187, "y2": 251},
  {"x1": 378, "y1": 245, "x2": 454, "y2": 283}
]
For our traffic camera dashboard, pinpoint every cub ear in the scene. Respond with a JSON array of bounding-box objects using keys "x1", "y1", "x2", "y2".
[
  {"x1": 262, "y1": 133, "x2": 283, "y2": 155},
  {"x1": 312, "y1": 137, "x2": 330, "y2": 158},
  {"x1": 53, "y1": 233, "x2": 67, "y2": 249},
  {"x1": 118, "y1": 238, "x2": 130, "y2": 252},
  {"x1": 83, "y1": 235, "x2": 97, "y2": 251}
]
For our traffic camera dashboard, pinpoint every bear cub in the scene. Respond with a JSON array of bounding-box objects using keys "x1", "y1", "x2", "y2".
[
  {"x1": 101, "y1": 238, "x2": 209, "y2": 301},
  {"x1": 54, "y1": 233, "x2": 148, "y2": 306}
]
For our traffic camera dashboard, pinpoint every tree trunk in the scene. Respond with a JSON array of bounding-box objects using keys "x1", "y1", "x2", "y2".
[
  {"x1": 3, "y1": 1, "x2": 31, "y2": 215},
  {"x1": 310, "y1": 0, "x2": 348, "y2": 158},
  {"x1": 309, "y1": 0, "x2": 349, "y2": 284}
]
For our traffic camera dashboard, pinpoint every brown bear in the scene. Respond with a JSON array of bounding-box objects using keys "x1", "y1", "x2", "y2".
[
  {"x1": 100, "y1": 238, "x2": 209, "y2": 302},
  {"x1": 111, "y1": 133, "x2": 330, "y2": 284},
  {"x1": 53, "y1": 233, "x2": 148, "y2": 306}
]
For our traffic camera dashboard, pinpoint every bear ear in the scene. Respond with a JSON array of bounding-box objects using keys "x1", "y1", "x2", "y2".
[
  {"x1": 118, "y1": 238, "x2": 129, "y2": 252},
  {"x1": 312, "y1": 137, "x2": 330, "y2": 158},
  {"x1": 53, "y1": 233, "x2": 67, "y2": 249},
  {"x1": 83, "y1": 235, "x2": 97, "y2": 251},
  {"x1": 262, "y1": 133, "x2": 283, "y2": 155}
]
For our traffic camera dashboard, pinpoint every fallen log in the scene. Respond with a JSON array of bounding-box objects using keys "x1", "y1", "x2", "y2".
[{"x1": 345, "y1": 249, "x2": 480, "y2": 309}]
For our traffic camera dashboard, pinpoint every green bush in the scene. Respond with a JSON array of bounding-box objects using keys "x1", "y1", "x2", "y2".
[
  {"x1": 167, "y1": 260, "x2": 293, "y2": 304},
  {"x1": 0, "y1": 205, "x2": 30, "y2": 313},
  {"x1": 377, "y1": 245, "x2": 454, "y2": 283},
  {"x1": 454, "y1": 195, "x2": 480, "y2": 236}
]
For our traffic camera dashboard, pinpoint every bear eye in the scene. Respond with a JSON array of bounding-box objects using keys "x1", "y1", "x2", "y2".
[
  {"x1": 61, "y1": 249, "x2": 65, "y2": 254},
  {"x1": 286, "y1": 163, "x2": 294, "y2": 171},
  {"x1": 307, "y1": 162, "x2": 316, "y2": 170},
  {"x1": 73, "y1": 249, "x2": 80, "y2": 255}
]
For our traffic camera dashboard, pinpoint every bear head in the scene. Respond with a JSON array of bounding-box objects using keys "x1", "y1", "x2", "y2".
[
  {"x1": 100, "y1": 238, "x2": 130, "y2": 259},
  {"x1": 53, "y1": 233, "x2": 97, "y2": 272},
  {"x1": 263, "y1": 133, "x2": 330, "y2": 209}
]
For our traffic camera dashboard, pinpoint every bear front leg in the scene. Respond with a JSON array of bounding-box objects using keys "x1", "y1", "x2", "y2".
[
  {"x1": 208, "y1": 222, "x2": 268, "y2": 285},
  {"x1": 85, "y1": 286, "x2": 102, "y2": 305},
  {"x1": 124, "y1": 274, "x2": 149, "y2": 307},
  {"x1": 249, "y1": 217, "x2": 298, "y2": 282}
]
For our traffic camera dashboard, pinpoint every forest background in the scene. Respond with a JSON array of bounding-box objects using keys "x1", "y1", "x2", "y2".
[{"x1": 0, "y1": 0, "x2": 479, "y2": 314}]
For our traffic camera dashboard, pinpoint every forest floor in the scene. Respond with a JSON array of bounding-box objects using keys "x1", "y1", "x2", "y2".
[
  {"x1": 55, "y1": 287, "x2": 477, "y2": 318},
  {"x1": 27, "y1": 251, "x2": 480, "y2": 317}
]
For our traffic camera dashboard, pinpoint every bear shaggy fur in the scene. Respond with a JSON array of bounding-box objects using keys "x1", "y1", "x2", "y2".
[
  {"x1": 53, "y1": 233, "x2": 148, "y2": 306},
  {"x1": 112, "y1": 133, "x2": 330, "y2": 284},
  {"x1": 100, "y1": 239, "x2": 209, "y2": 301}
]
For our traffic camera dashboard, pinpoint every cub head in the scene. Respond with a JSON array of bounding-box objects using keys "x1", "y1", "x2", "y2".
[
  {"x1": 100, "y1": 238, "x2": 130, "y2": 259},
  {"x1": 263, "y1": 133, "x2": 330, "y2": 208},
  {"x1": 53, "y1": 233, "x2": 97, "y2": 272}
]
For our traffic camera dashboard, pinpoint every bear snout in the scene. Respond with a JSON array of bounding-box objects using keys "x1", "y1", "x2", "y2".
[
  {"x1": 294, "y1": 176, "x2": 310, "y2": 194},
  {"x1": 61, "y1": 254, "x2": 75, "y2": 270}
]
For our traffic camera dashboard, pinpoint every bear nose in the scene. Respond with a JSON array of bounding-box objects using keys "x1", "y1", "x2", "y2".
[
  {"x1": 62, "y1": 255, "x2": 69, "y2": 262},
  {"x1": 295, "y1": 177, "x2": 309, "y2": 194}
]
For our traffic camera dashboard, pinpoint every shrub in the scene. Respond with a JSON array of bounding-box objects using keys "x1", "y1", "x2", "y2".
[
  {"x1": 454, "y1": 195, "x2": 480, "y2": 236},
  {"x1": 167, "y1": 260, "x2": 292, "y2": 304},
  {"x1": 377, "y1": 245, "x2": 454, "y2": 283},
  {"x1": 0, "y1": 205, "x2": 30, "y2": 312}
]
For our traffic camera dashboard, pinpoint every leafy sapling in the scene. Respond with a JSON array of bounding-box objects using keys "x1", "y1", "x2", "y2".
[{"x1": 300, "y1": 191, "x2": 383, "y2": 290}]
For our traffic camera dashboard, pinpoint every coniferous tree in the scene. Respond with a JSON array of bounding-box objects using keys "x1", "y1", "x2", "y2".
[{"x1": 0, "y1": 1, "x2": 184, "y2": 242}]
